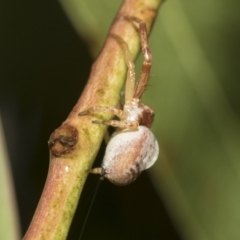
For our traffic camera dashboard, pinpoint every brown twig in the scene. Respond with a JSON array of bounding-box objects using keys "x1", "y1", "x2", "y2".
[{"x1": 23, "y1": 0, "x2": 163, "y2": 239}]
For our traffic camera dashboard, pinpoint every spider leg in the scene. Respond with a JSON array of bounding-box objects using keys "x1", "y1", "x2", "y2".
[
  {"x1": 78, "y1": 106, "x2": 123, "y2": 119},
  {"x1": 92, "y1": 119, "x2": 139, "y2": 129},
  {"x1": 90, "y1": 167, "x2": 106, "y2": 180},
  {"x1": 90, "y1": 167, "x2": 102, "y2": 175},
  {"x1": 110, "y1": 33, "x2": 135, "y2": 105},
  {"x1": 125, "y1": 16, "x2": 152, "y2": 100}
]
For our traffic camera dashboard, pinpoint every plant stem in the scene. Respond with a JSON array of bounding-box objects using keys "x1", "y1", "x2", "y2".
[{"x1": 23, "y1": 0, "x2": 163, "y2": 239}]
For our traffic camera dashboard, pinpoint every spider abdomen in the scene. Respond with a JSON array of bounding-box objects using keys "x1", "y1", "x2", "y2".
[{"x1": 101, "y1": 126, "x2": 159, "y2": 185}]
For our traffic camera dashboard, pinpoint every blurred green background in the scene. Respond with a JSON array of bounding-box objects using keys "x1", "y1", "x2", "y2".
[{"x1": 1, "y1": 0, "x2": 240, "y2": 239}]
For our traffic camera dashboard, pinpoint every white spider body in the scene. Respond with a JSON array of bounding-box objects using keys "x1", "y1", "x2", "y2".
[
  {"x1": 101, "y1": 126, "x2": 159, "y2": 185},
  {"x1": 123, "y1": 101, "x2": 141, "y2": 122}
]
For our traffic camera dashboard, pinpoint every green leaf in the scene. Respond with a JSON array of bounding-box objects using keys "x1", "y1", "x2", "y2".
[{"x1": 0, "y1": 115, "x2": 20, "y2": 240}]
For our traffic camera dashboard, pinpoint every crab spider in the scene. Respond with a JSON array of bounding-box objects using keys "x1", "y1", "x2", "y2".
[{"x1": 79, "y1": 16, "x2": 159, "y2": 185}]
